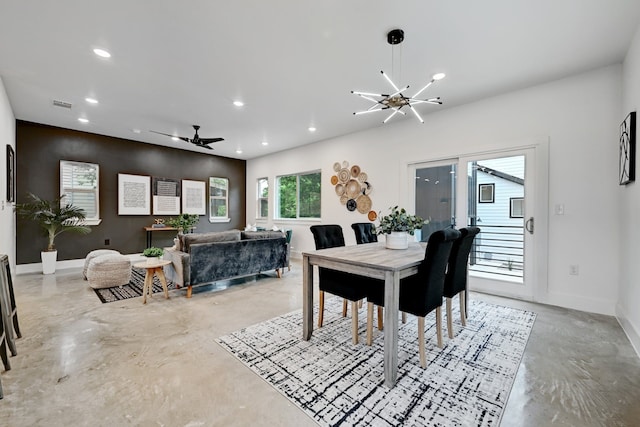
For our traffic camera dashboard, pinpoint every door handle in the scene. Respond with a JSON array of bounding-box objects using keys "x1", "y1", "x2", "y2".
[{"x1": 525, "y1": 217, "x2": 534, "y2": 234}]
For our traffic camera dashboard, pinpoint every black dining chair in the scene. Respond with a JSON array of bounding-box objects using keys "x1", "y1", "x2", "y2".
[
  {"x1": 351, "y1": 223, "x2": 378, "y2": 244},
  {"x1": 443, "y1": 226, "x2": 480, "y2": 338},
  {"x1": 310, "y1": 225, "x2": 376, "y2": 344},
  {"x1": 365, "y1": 228, "x2": 460, "y2": 368}
]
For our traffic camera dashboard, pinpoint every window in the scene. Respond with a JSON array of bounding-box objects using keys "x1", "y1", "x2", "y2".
[
  {"x1": 478, "y1": 183, "x2": 495, "y2": 203},
  {"x1": 209, "y1": 177, "x2": 230, "y2": 222},
  {"x1": 60, "y1": 160, "x2": 100, "y2": 225},
  {"x1": 510, "y1": 197, "x2": 524, "y2": 218},
  {"x1": 276, "y1": 171, "x2": 321, "y2": 219},
  {"x1": 257, "y1": 177, "x2": 269, "y2": 219}
]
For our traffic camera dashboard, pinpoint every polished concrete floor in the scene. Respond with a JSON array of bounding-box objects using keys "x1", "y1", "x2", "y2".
[{"x1": 1, "y1": 260, "x2": 639, "y2": 426}]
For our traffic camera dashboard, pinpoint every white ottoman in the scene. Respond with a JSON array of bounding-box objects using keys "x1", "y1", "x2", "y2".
[
  {"x1": 83, "y1": 249, "x2": 121, "y2": 280},
  {"x1": 87, "y1": 254, "x2": 132, "y2": 289}
]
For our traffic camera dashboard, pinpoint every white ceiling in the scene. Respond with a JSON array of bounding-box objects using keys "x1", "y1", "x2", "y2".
[{"x1": 1, "y1": 1, "x2": 639, "y2": 160}]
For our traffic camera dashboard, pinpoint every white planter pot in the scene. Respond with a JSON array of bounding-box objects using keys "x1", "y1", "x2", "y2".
[
  {"x1": 385, "y1": 232, "x2": 409, "y2": 250},
  {"x1": 146, "y1": 256, "x2": 161, "y2": 264},
  {"x1": 41, "y1": 250, "x2": 58, "y2": 274}
]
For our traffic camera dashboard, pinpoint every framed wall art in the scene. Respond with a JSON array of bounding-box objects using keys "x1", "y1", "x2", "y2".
[
  {"x1": 619, "y1": 111, "x2": 636, "y2": 185},
  {"x1": 6, "y1": 144, "x2": 15, "y2": 203},
  {"x1": 118, "y1": 173, "x2": 150, "y2": 215}
]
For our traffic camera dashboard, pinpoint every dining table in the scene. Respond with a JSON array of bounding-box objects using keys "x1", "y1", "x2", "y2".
[{"x1": 302, "y1": 241, "x2": 426, "y2": 388}]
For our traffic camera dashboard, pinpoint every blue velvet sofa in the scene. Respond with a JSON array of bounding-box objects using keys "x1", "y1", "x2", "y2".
[{"x1": 164, "y1": 230, "x2": 289, "y2": 297}]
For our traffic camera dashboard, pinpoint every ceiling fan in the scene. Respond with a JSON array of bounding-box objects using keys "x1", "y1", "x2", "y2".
[{"x1": 150, "y1": 125, "x2": 224, "y2": 150}]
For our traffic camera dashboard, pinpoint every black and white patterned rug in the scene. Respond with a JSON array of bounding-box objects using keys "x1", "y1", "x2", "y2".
[
  {"x1": 92, "y1": 267, "x2": 176, "y2": 303},
  {"x1": 216, "y1": 297, "x2": 536, "y2": 426}
]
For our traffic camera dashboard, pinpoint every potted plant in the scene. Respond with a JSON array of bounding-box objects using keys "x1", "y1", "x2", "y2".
[
  {"x1": 166, "y1": 213, "x2": 199, "y2": 234},
  {"x1": 14, "y1": 192, "x2": 91, "y2": 274},
  {"x1": 377, "y1": 206, "x2": 427, "y2": 249},
  {"x1": 142, "y1": 246, "x2": 164, "y2": 264}
]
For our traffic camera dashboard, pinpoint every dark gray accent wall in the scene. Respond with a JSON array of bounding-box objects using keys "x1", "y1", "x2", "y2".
[{"x1": 16, "y1": 120, "x2": 246, "y2": 264}]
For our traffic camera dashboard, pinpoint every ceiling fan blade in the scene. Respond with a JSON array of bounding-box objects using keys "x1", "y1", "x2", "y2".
[
  {"x1": 199, "y1": 137, "x2": 224, "y2": 144},
  {"x1": 150, "y1": 130, "x2": 181, "y2": 138},
  {"x1": 194, "y1": 142, "x2": 213, "y2": 150}
]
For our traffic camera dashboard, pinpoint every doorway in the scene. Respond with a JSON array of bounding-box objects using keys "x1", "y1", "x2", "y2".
[{"x1": 411, "y1": 144, "x2": 547, "y2": 301}]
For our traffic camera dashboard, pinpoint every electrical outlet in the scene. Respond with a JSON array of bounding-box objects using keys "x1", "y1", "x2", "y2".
[
  {"x1": 104, "y1": 239, "x2": 110, "y2": 246},
  {"x1": 555, "y1": 204, "x2": 565, "y2": 215},
  {"x1": 569, "y1": 264, "x2": 579, "y2": 275}
]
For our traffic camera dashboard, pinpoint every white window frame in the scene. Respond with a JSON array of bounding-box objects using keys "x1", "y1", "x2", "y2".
[
  {"x1": 257, "y1": 177, "x2": 269, "y2": 219},
  {"x1": 275, "y1": 170, "x2": 321, "y2": 220},
  {"x1": 209, "y1": 177, "x2": 230, "y2": 223},
  {"x1": 59, "y1": 160, "x2": 101, "y2": 225}
]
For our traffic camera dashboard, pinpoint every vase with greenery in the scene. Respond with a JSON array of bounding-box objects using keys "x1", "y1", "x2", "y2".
[
  {"x1": 14, "y1": 192, "x2": 91, "y2": 273},
  {"x1": 143, "y1": 246, "x2": 164, "y2": 263},
  {"x1": 377, "y1": 206, "x2": 426, "y2": 249},
  {"x1": 166, "y1": 213, "x2": 199, "y2": 234}
]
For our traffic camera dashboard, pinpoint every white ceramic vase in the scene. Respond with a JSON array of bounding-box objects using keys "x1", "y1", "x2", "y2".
[
  {"x1": 41, "y1": 250, "x2": 57, "y2": 274},
  {"x1": 385, "y1": 231, "x2": 409, "y2": 250}
]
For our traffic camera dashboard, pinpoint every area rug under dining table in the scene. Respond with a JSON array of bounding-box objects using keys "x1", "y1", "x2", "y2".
[{"x1": 216, "y1": 297, "x2": 536, "y2": 427}]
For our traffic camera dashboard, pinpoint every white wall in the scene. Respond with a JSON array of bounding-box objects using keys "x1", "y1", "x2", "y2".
[
  {"x1": 0, "y1": 77, "x2": 15, "y2": 274},
  {"x1": 619, "y1": 24, "x2": 640, "y2": 354},
  {"x1": 247, "y1": 65, "x2": 622, "y2": 316}
]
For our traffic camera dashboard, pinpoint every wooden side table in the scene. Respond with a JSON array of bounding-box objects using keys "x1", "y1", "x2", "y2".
[{"x1": 133, "y1": 260, "x2": 172, "y2": 304}]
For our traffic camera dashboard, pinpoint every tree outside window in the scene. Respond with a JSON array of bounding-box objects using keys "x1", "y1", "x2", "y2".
[{"x1": 276, "y1": 171, "x2": 321, "y2": 219}]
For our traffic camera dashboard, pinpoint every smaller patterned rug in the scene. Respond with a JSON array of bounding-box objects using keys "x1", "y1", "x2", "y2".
[
  {"x1": 217, "y1": 297, "x2": 536, "y2": 426},
  {"x1": 92, "y1": 267, "x2": 176, "y2": 303}
]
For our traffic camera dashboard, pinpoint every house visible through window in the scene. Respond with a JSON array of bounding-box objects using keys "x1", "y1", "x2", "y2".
[
  {"x1": 59, "y1": 160, "x2": 100, "y2": 225},
  {"x1": 276, "y1": 171, "x2": 321, "y2": 219},
  {"x1": 209, "y1": 177, "x2": 229, "y2": 222},
  {"x1": 257, "y1": 177, "x2": 268, "y2": 219}
]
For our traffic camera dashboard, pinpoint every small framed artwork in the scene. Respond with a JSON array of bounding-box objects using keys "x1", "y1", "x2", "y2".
[
  {"x1": 619, "y1": 111, "x2": 636, "y2": 185},
  {"x1": 510, "y1": 197, "x2": 524, "y2": 218},
  {"x1": 6, "y1": 144, "x2": 15, "y2": 203},
  {"x1": 479, "y1": 183, "x2": 495, "y2": 203}
]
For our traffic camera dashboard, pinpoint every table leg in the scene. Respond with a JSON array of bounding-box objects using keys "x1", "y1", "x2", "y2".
[
  {"x1": 383, "y1": 270, "x2": 400, "y2": 388},
  {"x1": 302, "y1": 254, "x2": 314, "y2": 340},
  {"x1": 142, "y1": 270, "x2": 153, "y2": 304},
  {"x1": 156, "y1": 267, "x2": 169, "y2": 299}
]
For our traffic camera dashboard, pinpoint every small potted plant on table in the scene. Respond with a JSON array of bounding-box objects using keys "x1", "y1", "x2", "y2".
[
  {"x1": 377, "y1": 206, "x2": 426, "y2": 250},
  {"x1": 142, "y1": 247, "x2": 164, "y2": 264}
]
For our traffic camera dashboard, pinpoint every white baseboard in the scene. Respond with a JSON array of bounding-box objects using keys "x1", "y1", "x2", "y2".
[
  {"x1": 543, "y1": 291, "x2": 616, "y2": 316},
  {"x1": 616, "y1": 303, "x2": 640, "y2": 359},
  {"x1": 16, "y1": 253, "x2": 145, "y2": 275}
]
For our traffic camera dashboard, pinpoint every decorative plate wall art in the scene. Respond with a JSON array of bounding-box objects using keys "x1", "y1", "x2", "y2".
[{"x1": 330, "y1": 160, "x2": 376, "y2": 220}]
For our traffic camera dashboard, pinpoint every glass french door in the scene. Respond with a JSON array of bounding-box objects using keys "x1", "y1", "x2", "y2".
[{"x1": 411, "y1": 146, "x2": 544, "y2": 300}]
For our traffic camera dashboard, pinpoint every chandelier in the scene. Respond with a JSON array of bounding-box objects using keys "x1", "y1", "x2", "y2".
[{"x1": 352, "y1": 29, "x2": 445, "y2": 124}]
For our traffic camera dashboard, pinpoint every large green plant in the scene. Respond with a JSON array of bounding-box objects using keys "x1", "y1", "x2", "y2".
[
  {"x1": 15, "y1": 192, "x2": 91, "y2": 251},
  {"x1": 376, "y1": 206, "x2": 426, "y2": 236}
]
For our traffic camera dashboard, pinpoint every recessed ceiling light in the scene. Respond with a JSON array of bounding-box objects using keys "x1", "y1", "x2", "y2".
[
  {"x1": 308, "y1": 126, "x2": 316, "y2": 132},
  {"x1": 261, "y1": 141, "x2": 269, "y2": 146},
  {"x1": 432, "y1": 73, "x2": 446, "y2": 80},
  {"x1": 171, "y1": 136, "x2": 179, "y2": 141},
  {"x1": 93, "y1": 48, "x2": 111, "y2": 58},
  {"x1": 236, "y1": 149, "x2": 243, "y2": 154},
  {"x1": 132, "y1": 129, "x2": 141, "y2": 134},
  {"x1": 85, "y1": 97, "x2": 98, "y2": 104},
  {"x1": 233, "y1": 101, "x2": 244, "y2": 107},
  {"x1": 78, "y1": 118, "x2": 89, "y2": 123}
]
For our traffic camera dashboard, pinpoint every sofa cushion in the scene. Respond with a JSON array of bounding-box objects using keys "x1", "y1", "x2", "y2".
[
  {"x1": 182, "y1": 230, "x2": 241, "y2": 253},
  {"x1": 241, "y1": 230, "x2": 285, "y2": 240}
]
